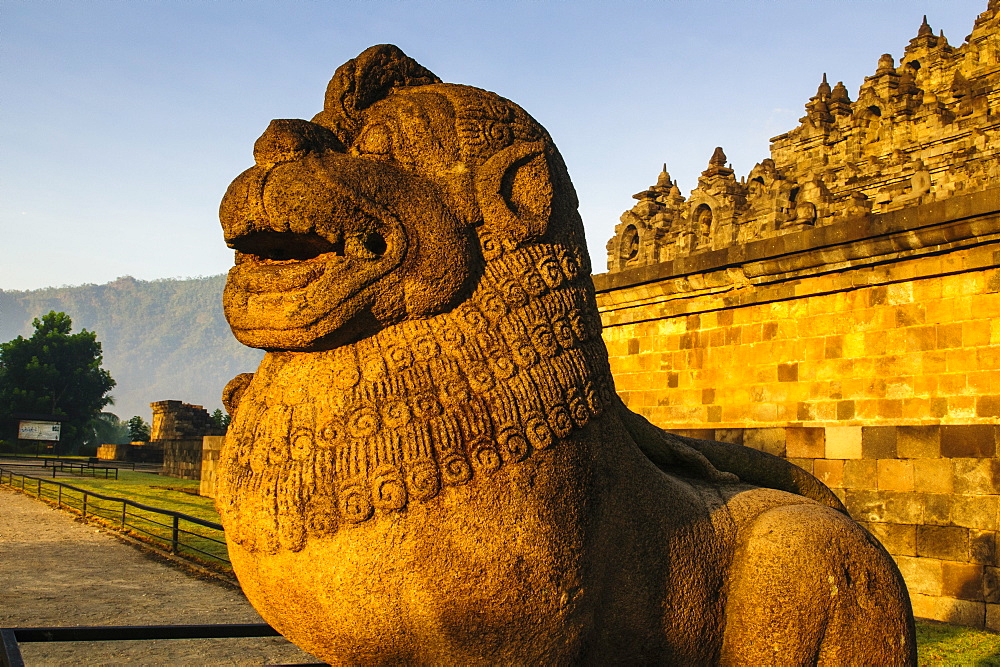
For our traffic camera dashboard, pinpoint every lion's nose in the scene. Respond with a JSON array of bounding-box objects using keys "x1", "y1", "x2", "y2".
[{"x1": 253, "y1": 119, "x2": 345, "y2": 166}]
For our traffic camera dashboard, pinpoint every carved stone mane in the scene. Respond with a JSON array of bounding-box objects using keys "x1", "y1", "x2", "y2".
[{"x1": 220, "y1": 243, "x2": 618, "y2": 552}]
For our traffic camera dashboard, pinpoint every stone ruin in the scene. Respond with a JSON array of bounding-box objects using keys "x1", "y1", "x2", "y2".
[
  {"x1": 150, "y1": 400, "x2": 225, "y2": 480},
  {"x1": 150, "y1": 400, "x2": 224, "y2": 441},
  {"x1": 607, "y1": 4, "x2": 1000, "y2": 271}
]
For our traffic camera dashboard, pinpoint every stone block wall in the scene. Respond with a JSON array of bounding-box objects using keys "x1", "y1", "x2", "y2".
[
  {"x1": 95, "y1": 442, "x2": 163, "y2": 463},
  {"x1": 199, "y1": 435, "x2": 225, "y2": 498},
  {"x1": 594, "y1": 189, "x2": 1000, "y2": 628},
  {"x1": 670, "y1": 425, "x2": 1000, "y2": 628},
  {"x1": 96, "y1": 444, "x2": 127, "y2": 461},
  {"x1": 161, "y1": 439, "x2": 204, "y2": 480},
  {"x1": 597, "y1": 191, "x2": 1000, "y2": 430},
  {"x1": 597, "y1": 209, "x2": 1000, "y2": 427}
]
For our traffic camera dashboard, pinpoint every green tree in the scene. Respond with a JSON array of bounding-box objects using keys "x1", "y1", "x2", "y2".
[
  {"x1": 0, "y1": 311, "x2": 116, "y2": 451},
  {"x1": 87, "y1": 412, "x2": 131, "y2": 447},
  {"x1": 127, "y1": 415, "x2": 151, "y2": 442},
  {"x1": 211, "y1": 408, "x2": 230, "y2": 432}
]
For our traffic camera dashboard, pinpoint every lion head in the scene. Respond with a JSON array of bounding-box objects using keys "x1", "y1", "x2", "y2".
[{"x1": 221, "y1": 44, "x2": 587, "y2": 351}]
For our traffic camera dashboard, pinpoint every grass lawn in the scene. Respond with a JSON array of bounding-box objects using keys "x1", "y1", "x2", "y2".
[
  {"x1": 917, "y1": 620, "x2": 1000, "y2": 665},
  {"x1": 39, "y1": 469, "x2": 230, "y2": 570},
  {"x1": 59, "y1": 470, "x2": 220, "y2": 523}
]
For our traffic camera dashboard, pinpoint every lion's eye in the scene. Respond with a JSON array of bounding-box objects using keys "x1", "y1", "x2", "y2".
[
  {"x1": 344, "y1": 232, "x2": 387, "y2": 259},
  {"x1": 355, "y1": 124, "x2": 392, "y2": 156}
]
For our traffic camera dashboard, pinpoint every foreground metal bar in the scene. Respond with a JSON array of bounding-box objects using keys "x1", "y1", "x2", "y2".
[
  {"x1": 9, "y1": 623, "x2": 280, "y2": 642},
  {"x1": 0, "y1": 629, "x2": 23, "y2": 667},
  {"x1": 0, "y1": 623, "x2": 329, "y2": 667}
]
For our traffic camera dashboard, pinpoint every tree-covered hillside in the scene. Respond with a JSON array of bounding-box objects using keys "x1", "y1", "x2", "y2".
[{"x1": 0, "y1": 276, "x2": 262, "y2": 422}]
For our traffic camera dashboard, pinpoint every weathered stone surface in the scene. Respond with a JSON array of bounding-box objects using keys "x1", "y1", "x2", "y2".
[
  {"x1": 941, "y1": 562, "x2": 985, "y2": 601},
  {"x1": 954, "y1": 458, "x2": 1000, "y2": 495},
  {"x1": 826, "y1": 426, "x2": 863, "y2": 459},
  {"x1": 952, "y1": 495, "x2": 1000, "y2": 530},
  {"x1": 199, "y1": 435, "x2": 225, "y2": 498},
  {"x1": 913, "y1": 458, "x2": 953, "y2": 494},
  {"x1": 813, "y1": 458, "x2": 844, "y2": 489},
  {"x1": 160, "y1": 438, "x2": 204, "y2": 481},
  {"x1": 895, "y1": 555, "x2": 943, "y2": 596},
  {"x1": 215, "y1": 45, "x2": 915, "y2": 664},
  {"x1": 933, "y1": 597, "x2": 986, "y2": 627},
  {"x1": 909, "y1": 592, "x2": 938, "y2": 620},
  {"x1": 743, "y1": 427, "x2": 786, "y2": 456},
  {"x1": 863, "y1": 426, "x2": 898, "y2": 458},
  {"x1": 786, "y1": 427, "x2": 825, "y2": 458},
  {"x1": 866, "y1": 521, "x2": 917, "y2": 557},
  {"x1": 971, "y1": 530, "x2": 1000, "y2": 566},
  {"x1": 922, "y1": 493, "x2": 953, "y2": 526},
  {"x1": 844, "y1": 458, "x2": 879, "y2": 490},
  {"x1": 916, "y1": 525, "x2": 969, "y2": 562},
  {"x1": 879, "y1": 459, "x2": 915, "y2": 492},
  {"x1": 941, "y1": 424, "x2": 997, "y2": 458},
  {"x1": 984, "y1": 567, "x2": 1000, "y2": 603}
]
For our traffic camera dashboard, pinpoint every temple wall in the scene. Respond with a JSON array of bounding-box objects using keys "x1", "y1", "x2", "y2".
[
  {"x1": 600, "y1": 245, "x2": 1000, "y2": 428},
  {"x1": 161, "y1": 439, "x2": 204, "y2": 480},
  {"x1": 595, "y1": 188, "x2": 1000, "y2": 628},
  {"x1": 95, "y1": 442, "x2": 163, "y2": 463},
  {"x1": 199, "y1": 435, "x2": 224, "y2": 498}
]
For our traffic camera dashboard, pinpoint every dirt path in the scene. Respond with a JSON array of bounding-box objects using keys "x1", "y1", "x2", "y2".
[{"x1": 0, "y1": 486, "x2": 320, "y2": 665}]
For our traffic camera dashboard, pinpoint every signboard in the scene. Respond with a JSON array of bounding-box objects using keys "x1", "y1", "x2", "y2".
[{"x1": 18, "y1": 420, "x2": 61, "y2": 441}]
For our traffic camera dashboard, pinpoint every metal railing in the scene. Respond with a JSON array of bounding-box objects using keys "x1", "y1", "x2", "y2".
[
  {"x1": 40, "y1": 459, "x2": 119, "y2": 479},
  {"x1": 1, "y1": 624, "x2": 330, "y2": 667},
  {"x1": 0, "y1": 467, "x2": 229, "y2": 568},
  {"x1": 0, "y1": 454, "x2": 140, "y2": 472}
]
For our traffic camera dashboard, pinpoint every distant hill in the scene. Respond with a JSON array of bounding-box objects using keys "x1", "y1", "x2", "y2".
[{"x1": 0, "y1": 276, "x2": 263, "y2": 422}]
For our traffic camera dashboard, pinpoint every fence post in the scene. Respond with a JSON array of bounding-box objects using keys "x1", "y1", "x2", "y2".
[
  {"x1": 121, "y1": 502, "x2": 126, "y2": 529},
  {"x1": 82, "y1": 493, "x2": 87, "y2": 519},
  {"x1": 171, "y1": 515, "x2": 179, "y2": 554},
  {"x1": 36, "y1": 478, "x2": 41, "y2": 498},
  {"x1": 58, "y1": 485, "x2": 62, "y2": 508}
]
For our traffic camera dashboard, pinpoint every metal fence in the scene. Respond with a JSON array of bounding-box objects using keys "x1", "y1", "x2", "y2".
[
  {"x1": 0, "y1": 623, "x2": 328, "y2": 667},
  {"x1": 0, "y1": 454, "x2": 141, "y2": 472},
  {"x1": 0, "y1": 467, "x2": 229, "y2": 567},
  {"x1": 41, "y1": 460, "x2": 120, "y2": 479}
]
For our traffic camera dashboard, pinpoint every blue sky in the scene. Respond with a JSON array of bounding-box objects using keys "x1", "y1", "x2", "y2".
[{"x1": 1, "y1": 0, "x2": 988, "y2": 291}]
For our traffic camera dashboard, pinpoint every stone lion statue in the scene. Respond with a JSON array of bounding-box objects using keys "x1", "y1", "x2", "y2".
[{"x1": 216, "y1": 45, "x2": 915, "y2": 665}]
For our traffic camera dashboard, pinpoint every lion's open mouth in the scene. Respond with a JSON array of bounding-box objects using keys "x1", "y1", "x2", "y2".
[
  {"x1": 228, "y1": 230, "x2": 390, "y2": 293},
  {"x1": 219, "y1": 149, "x2": 463, "y2": 350},
  {"x1": 222, "y1": 201, "x2": 408, "y2": 348}
]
